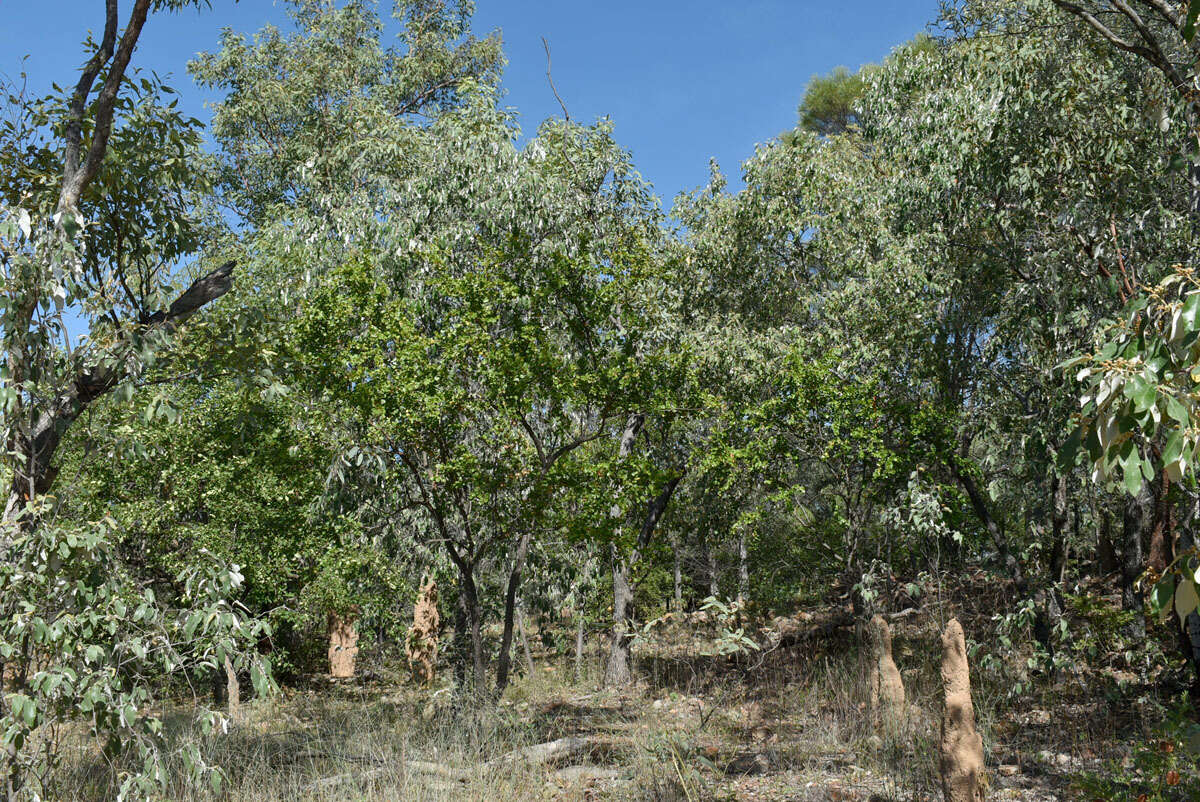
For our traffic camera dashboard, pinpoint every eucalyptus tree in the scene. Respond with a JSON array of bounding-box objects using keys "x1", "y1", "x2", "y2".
[
  {"x1": 295, "y1": 105, "x2": 675, "y2": 696},
  {"x1": 0, "y1": 1, "x2": 277, "y2": 796}
]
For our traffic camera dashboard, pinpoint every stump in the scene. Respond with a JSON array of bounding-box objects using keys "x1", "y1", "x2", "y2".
[
  {"x1": 867, "y1": 614, "x2": 905, "y2": 728},
  {"x1": 328, "y1": 608, "x2": 360, "y2": 679},
  {"x1": 940, "y1": 618, "x2": 985, "y2": 802}
]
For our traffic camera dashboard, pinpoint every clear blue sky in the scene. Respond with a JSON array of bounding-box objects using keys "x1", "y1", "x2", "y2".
[{"x1": 0, "y1": 0, "x2": 938, "y2": 203}]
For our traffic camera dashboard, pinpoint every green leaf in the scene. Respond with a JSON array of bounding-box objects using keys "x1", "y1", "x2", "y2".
[
  {"x1": 1057, "y1": 425, "x2": 1083, "y2": 471},
  {"x1": 1122, "y1": 450, "x2": 1145, "y2": 495},
  {"x1": 1151, "y1": 576, "x2": 1176, "y2": 616},
  {"x1": 1184, "y1": 0, "x2": 1200, "y2": 42},
  {"x1": 1176, "y1": 579, "x2": 1200, "y2": 626}
]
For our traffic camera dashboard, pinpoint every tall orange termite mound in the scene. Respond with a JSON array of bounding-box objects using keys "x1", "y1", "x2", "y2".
[
  {"x1": 328, "y1": 608, "x2": 360, "y2": 679},
  {"x1": 940, "y1": 618, "x2": 985, "y2": 802},
  {"x1": 406, "y1": 575, "x2": 440, "y2": 685},
  {"x1": 867, "y1": 614, "x2": 905, "y2": 728}
]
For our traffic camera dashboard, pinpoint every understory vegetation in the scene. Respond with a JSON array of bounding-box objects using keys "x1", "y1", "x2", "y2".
[{"x1": 4, "y1": 0, "x2": 1200, "y2": 799}]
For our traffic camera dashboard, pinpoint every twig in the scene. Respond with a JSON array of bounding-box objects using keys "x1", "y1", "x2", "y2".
[{"x1": 542, "y1": 37, "x2": 571, "y2": 122}]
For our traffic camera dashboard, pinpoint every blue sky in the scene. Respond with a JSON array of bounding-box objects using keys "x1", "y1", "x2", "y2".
[{"x1": 0, "y1": 0, "x2": 938, "y2": 204}]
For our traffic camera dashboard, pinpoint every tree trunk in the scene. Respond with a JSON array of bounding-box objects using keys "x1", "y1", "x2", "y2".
[
  {"x1": 574, "y1": 612, "x2": 585, "y2": 683},
  {"x1": 1122, "y1": 490, "x2": 1146, "y2": 641},
  {"x1": 672, "y1": 534, "x2": 683, "y2": 611},
  {"x1": 604, "y1": 474, "x2": 684, "y2": 687},
  {"x1": 494, "y1": 529, "x2": 534, "y2": 697},
  {"x1": 737, "y1": 532, "x2": 749, "y2": 604},
  {"x1": 455, "y1": 568, "x2": 487, "y2": 695},
  {"x1": 708, "y1": 542, "x2": 719, "y2": 598},
  {"x1": 1147, "y1": 470, "x2": 1174, "y2": 575},
  {"x1": 1174, "y1": 494, "x2": 1200, "y2": 694},
  {"x1": 517, "y1": 607, "x2": 534, "y2": 676},
  {"x1": 949, "y1": 455, "x2": 1023, "y2": 586},
  {"x1": 603, "y1": 548, "x2": 634, "y2": 687},
  {"x1": 1097, "y1": 503, "x2": 1119, "y2": 574}
]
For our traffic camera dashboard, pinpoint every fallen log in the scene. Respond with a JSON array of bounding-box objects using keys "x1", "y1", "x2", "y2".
[{"x1": 300, "y1": 735, "x2": 611, "y2": 792}]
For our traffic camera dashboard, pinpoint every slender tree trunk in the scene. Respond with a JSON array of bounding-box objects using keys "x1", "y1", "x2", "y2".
[
  {"x1": 1174, "y1": 494, "x2": 1200, "y2": 694},
  {"x1": 1147, "y1": 470, "x2": 1174, "y2": 575},
  {"x1": 949, "y1": 455, "x2": 1023, "y2": 586},
  {"x1": 495, "y1": 529, "x2": 534, "y2": 696},
  {"x1": 1036, "y1": 474, "x2": 1069, "y2": 658},
  {"x1": 574, "y1": 612, "x2": 585, "y2": 683},
  {"x1": 708, "y1": 544, "x2": 719, "y2": 598},
  {"x1": 517, "y1": 607, "x2": 534, "y2": 676},
  {"x1": 1097, "y1": 503, "x2": 1119, "y2": 574},
  {"x1": 672, "y1": 534, "x2": 683, "y2": 611},
  {"x1": 737, "y1": 532, "x2": 749, "y2": 604},
  {"x1": 604, "y1": 474, "x2": 683, "y2": 686},
  {"x1": 1122, "y1": 491, "x2": 1147, "y2": 641},
  {"x1": 603, "y1": 548, "x2": 634, "y2": 686}
]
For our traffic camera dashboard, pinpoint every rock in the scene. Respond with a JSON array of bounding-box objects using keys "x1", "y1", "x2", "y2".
[
  {"x1": 940, "y1": 618, "x2": 985, "y2": 802},
  {"x1": 723, "y1": 751, "x2": 771, "y2": 775}
]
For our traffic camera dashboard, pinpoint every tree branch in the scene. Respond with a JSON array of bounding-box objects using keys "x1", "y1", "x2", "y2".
[{"x1": 59, "y1": 0, "x2": 153, "y2": 213}]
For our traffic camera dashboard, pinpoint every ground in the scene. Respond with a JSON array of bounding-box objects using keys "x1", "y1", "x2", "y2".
[{"x1": 60, "y1": 579, "x2": 1188, "y2": 800}]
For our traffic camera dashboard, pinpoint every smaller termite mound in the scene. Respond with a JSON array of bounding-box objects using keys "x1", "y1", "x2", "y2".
[
  {"x1": 866, "y1": 614, "x2": 905, "y2": 729},
  {"x1": 406, "y1": 575, "x2": 440, "y2": 684},
  {"x1": 328, "y1": 608, "x2": 360, "y2": 679},
  {"x1": 940, "y1": 618, "x2": 985, "y2": 802},
  {"x1": 224, "y1": 655, "x2": 240, "y2": 718}
]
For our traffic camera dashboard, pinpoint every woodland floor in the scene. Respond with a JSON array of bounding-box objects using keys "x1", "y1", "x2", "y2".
[{"x1": 61, "y1": 577, "x2": 1184, "y2": 800}]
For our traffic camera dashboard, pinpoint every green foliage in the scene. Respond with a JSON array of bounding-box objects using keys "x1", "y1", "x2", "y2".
[
  {"x1": 0, "y1": 504, "x2": 272, "y2": 800},
  {"x1": 1077, "y1": 701, "x2": 1200, "y2": 801}
]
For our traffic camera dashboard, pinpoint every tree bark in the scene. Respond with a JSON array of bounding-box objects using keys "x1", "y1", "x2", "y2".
[
  {"x1": 517, "y1": 608, "x2": 535, "y2": 676},
  {"x1": 1097, "y1": 503, "x2": 1119, "y2": 574},
  {"x1": 603, "y1": 546, "x2": 635, "y2": 687},
  {"x1": 672, "y1": 534, "x2": 683, "y2": 611},
  {"x1": 948, "y1": 455, "x2": 1023, "y2": 586},
  {"x1": 494, "y1": 528, "x2": 534, "y2": 696},
  {"x1": 1122, "y1": 490, "x2": 1147, "y2": 641},
  {"x1": 574, "y1": 612, "x2": 585, "y2": 683},
  {"x1": 603, "y1": 473, "x2": 683, "y2": 686},
  {"x1": 737, "y1": 531, "x2": 749, "y2": 604}
]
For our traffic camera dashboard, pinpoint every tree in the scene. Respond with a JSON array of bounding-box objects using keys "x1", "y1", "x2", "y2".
[{"x1": 0, "y1": 2, "x2": 273, "y2": 796}]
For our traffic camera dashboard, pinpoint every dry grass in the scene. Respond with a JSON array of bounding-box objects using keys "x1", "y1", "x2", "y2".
[{"x1": 50, "y1": 607, "x2": 1147, "y2": 801}]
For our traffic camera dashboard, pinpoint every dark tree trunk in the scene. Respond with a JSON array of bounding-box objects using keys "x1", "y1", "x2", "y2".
[
  {"x1": 453, "y1": 567, "x2": 486, "y2": 695},
  {"x1": 708, "y1": 541, "x2": 719, "y2": 598},
  {"x1": 494, "y1": 529, "x2": 534, "y2": 697},
  {"x1": 1147, "y1": 470, "x2": 1174, "y2": 575},
  {"x1": 1122, "y1": 490, "x2": 1147, "y2": 641},
  {"x1": 949, "y1": 455, "x2": 1023, "y2": 586},
  {"x1": 1097, "y1": 503, "x2": 1119, "y2": 574},
  {"x1": 1174, "y1": 495, "x2": 1200, "y2": 694}
]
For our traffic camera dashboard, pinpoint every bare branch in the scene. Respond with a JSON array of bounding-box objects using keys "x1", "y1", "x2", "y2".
[
  {"x1": 61, "y1": 0, "x2": 119, "y2": 202},
  {"x1": 541, "y1": 37, "x2": 570, "y2": 122},
  {"x1": 59, "y1": 0, "x2": 153, "y2": 213}
]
